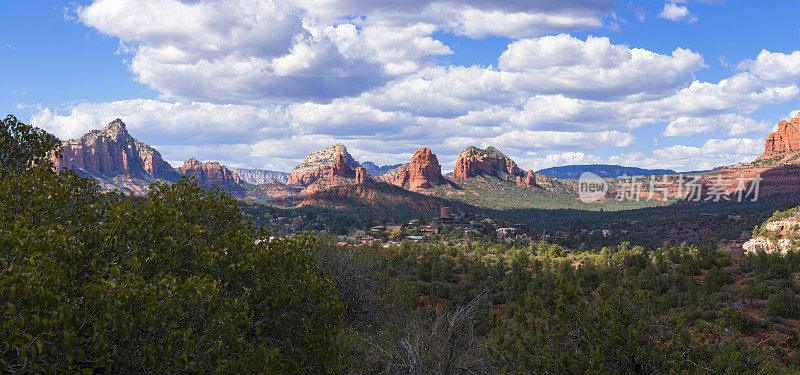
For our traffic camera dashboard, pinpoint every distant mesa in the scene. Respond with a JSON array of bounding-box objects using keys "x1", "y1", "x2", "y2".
[
  {"x1": 360, "y1": 161, "x2": 403, "y2": 177},
  {"x1": 761, "y1": 112, "x2": 800, "y2": 159},
  {"x1": 234, "y1": 168, "x2": 289, "y2": 184},
  {"x1": 537, "y1": 164, "x2": 678, "y2": 179}
]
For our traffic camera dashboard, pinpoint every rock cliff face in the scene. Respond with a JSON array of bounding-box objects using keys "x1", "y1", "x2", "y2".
[
  {"x1": 234, "y1": 168, "x2": 289, "y2": 184},
  {"x1": 50, "y1": 119, "x2": 244, "y2": 195},
  {"x1": 327, "y1": 154, "x2": 356, "y2": 181},
  {"x1": 51, "y1": 119, "x2": 177, "y2": 181},
  {"x1": 762, "y1": 112, "x2": 800, "y2": 158},
  {"x1": 288, "y1": 144, "x2": 360, "y2": 186},
  {"x1": 453, "y1": 146, "x2": 536, "y2": 187},
  {"x1": 380, "y1": 148, "x2": 444, "y2": 191},
  {"x1": 381, "y1": 164, "x2": 410, "y2": 187},
  {"x1": 355, "y1": 167, "x2": 370, "y2": 184},
  {"x1": 179, "y1": 158, "x2": 243, "y2": 191},
  {"x1": 454, "y1": 146, "x2": 523, "y2": 180}
]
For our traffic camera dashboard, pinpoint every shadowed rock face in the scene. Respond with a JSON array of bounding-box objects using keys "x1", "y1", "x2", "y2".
[
  {"x1": 179, "y1": 158, "x2": 243, "y2": 190},
  {"x1": 51, "y1": 119, "x2": 178, "y2": 181},
  {"x1": 288, "y1": 144, "x2": 360, "y2": 186},
  {"x1": 327, "y1": 153, "x2": 356, "y2": 181},
  {"x1": 762, "y1": 113, "x2": 800, "y2": 158},
  {"x1": 380, "y1": 148, "x2": 444, "y2": 191}
]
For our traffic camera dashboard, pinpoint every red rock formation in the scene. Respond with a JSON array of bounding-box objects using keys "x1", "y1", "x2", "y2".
[
  {"x1": 288, "y1": 144, "x2": 360, "y2": 186},
  {"x1": 381, "y1": 164, "x2": 410, "y2": 187},
  {"x1": 380, "y1": 148, "x2": 446, "y2": 191},
  {"x1": 453, "y1": 146, "x2": 525, "y2": 181},
  {"x1": 516, "y1": 170, "x2": 537, "y2": 187},
  {"x1": 327, "y1": 154, "x2": 356, "y2": 181},
  {"x1": 179, "y1": 158, "x2": 243, "y2": 190},
  {"x1": 762, "y1": 112, "x2": 800, "y2": 158},
  {"x1": 355, "y1": 167, "x2": 370, "y2": 184},
  {"x1": 408, "y1": 148, "x2": 442, "y2": 190},
  {"x1": 51, "y1": 119, "x2": 177, "y2": 181},
  {"x1": 380, "y1": 148, "x2": 444, "y2": 191}
]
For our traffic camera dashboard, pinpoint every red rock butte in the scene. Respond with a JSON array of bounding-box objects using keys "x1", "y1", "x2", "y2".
[
  {"x1": 762, "y1": 112, "x2": 800, "y2": 158},
  {"x1": 381, "y1": 147, "x2": 444, "y2": 191}
]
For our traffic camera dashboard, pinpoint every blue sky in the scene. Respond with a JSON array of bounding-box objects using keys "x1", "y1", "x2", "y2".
[{"x1": 3, "y1": 0, "x2": 800, "y2": 172}]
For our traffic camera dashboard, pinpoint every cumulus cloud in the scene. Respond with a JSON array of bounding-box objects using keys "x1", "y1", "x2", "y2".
[
  {"x1": 498, "y1": 35, "x2": 706, "y2": 99},
  {"x1": 658, "y1": 2, "x2": 697, "y2": 23},
  {"x1": 38, "y1": 2, "x2": 800, "y2": 174},
  {"x1": 77, "y1": 0, "x2": 614, "y2": 103},
  {"x1": 663, "y1": 114, "x2": 772, "y2": 137},
  {"x1": 738, "y1": 50, "x2": 800, "y2": 83}
]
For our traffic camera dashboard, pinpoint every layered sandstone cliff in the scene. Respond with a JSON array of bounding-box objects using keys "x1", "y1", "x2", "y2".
[
  {"x1": 179, "y1": 158, "x2": 244, "y2": 191},
  {"x1": 50, "y1": 119, "x2": 246, "y2": 195},
  {"x1": 380, "y1": 148, "x2": 445, "y2": 191},
  {"x1": 762, "y1": 112, "x2": 800, "y2": 159},
  {"x1": 51, "y1": 119, "x2": 177, "y2": 181},
  {"x1": 453, "y1": 146, "x2": 536, "y2": 187}
]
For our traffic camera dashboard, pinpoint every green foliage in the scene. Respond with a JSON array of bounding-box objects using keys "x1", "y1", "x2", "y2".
[
  {"x1": 767, "y1": 288, "x2": 800, "y2": 319},
  {"x1": 0, "y1": 118, "x2": 344, "y2": 373},
  {"x1": 0, "y1": 114, "x2": 61, "y2": 176}
]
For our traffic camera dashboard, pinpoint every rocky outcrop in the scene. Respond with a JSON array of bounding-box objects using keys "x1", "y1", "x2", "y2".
[
  {"x1": 234, "y1": 168, "x2": 289, "y2": 185},
  {"x1": 51, "y1": 119, "x2": 177, "y2": 181},
  {"x1": 355, "y1": 167, "x2": 370, "y2": 184},
  {"x1": 516, "y1": 170, "x2": 537, "y2": 187},
  {"x1": 288, "y1": 144, "x2": 360, "y2": 186},
  {"x1": 179, "y1": 158, "x2": 243, "y2": 191},
  {"x1": 761, "y1": 112, "x2": 800, "y2": 159},
  {"x1": 380, "y1": 148, "x2": 444, "y2": 191},
  {"x1": 408, "y1": 148, "x2": 443, "y2": 190},
  {"x1": 453, "y1": 146, "x2": 537, "y2": 187},
  {"x1": 50, "y1": 119, "x2": 247, "y2": 195},
  {"x1": 381, "y1": 164, "x2": 410, "y2": 187},
  {"x1": 454, "y1": 146, "x2": 524, "y2": 180},
  {"x1": 328, "y1": 154, "x2": 356, "y2": 181}
]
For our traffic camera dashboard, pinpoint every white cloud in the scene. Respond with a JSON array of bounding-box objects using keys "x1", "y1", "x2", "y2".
[
  {"x1": 498, "y1": 35, "x2": 706, "y2": 99},
  {"x1": 77, "y1": 0, "x2": 614, "y2": 103},
  {"x1": 40, "y1": 3, "x2": 800, "y2": 174},
  {"x1": 663, "y1": 114, "x2": 772, "y2": 137},
  {"x1": 738, "y1": 50, "x2": 800, "y2": 83},
  {"x1": 658, "y1": 2, "x2": 697, "y2": 23}
]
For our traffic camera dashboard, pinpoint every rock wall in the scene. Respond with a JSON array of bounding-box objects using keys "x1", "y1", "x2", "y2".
[
  {"x1": 179, "y1": 158, "x2": 243, "y2": 190},
  {"x1": 762, "y1": 112, "x2": 800, "y2": 158}
]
